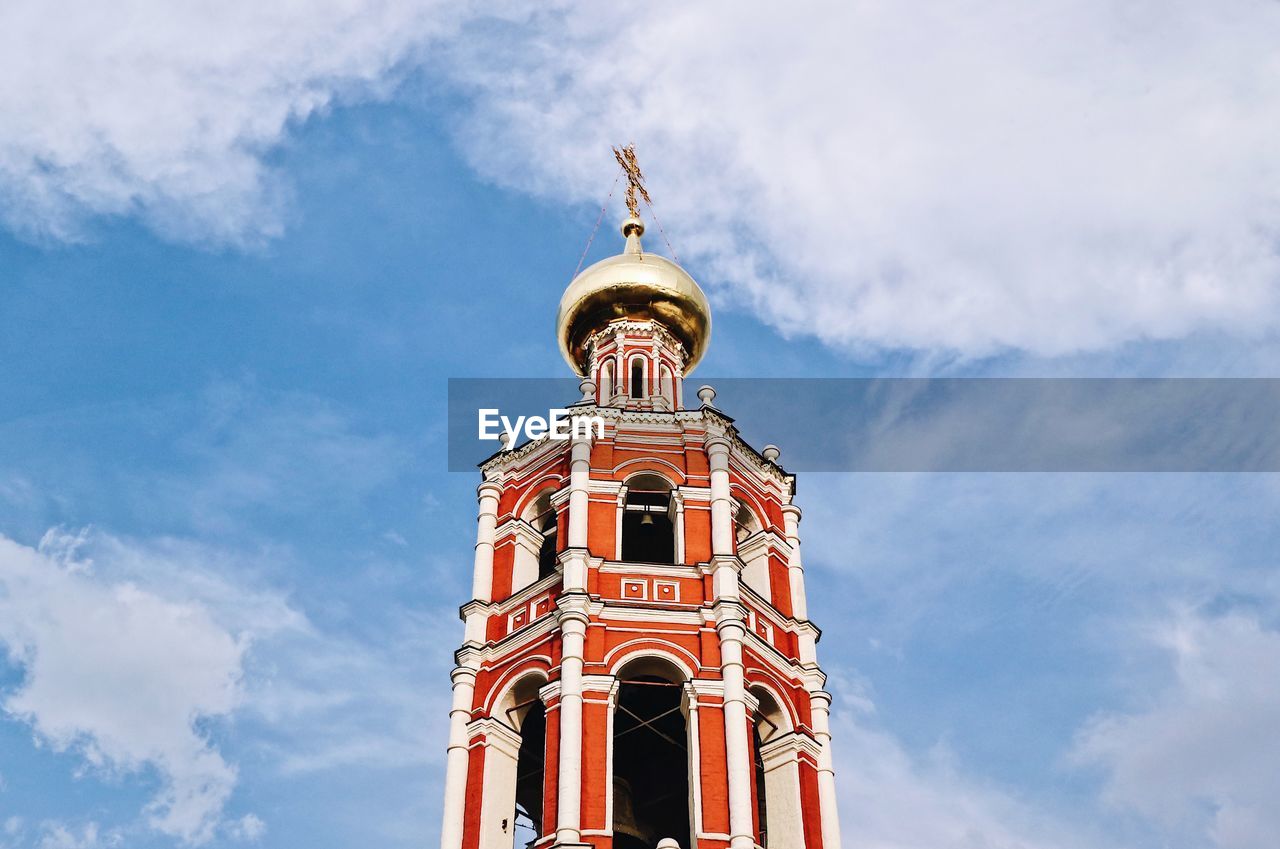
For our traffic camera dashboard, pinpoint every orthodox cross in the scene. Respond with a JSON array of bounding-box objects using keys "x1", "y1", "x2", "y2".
[{"x1": 612, "y1": 144, "x2": 652, "y2": 219}]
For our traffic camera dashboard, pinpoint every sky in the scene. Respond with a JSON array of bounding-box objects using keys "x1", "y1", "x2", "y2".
[{"x1": 2, "y1": 3, "x2": 1280, "y2": 849}]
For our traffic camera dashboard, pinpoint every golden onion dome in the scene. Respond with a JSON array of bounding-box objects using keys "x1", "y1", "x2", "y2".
[{"x1": 557, "y1": 217, "x2": 712, "y2": 376}]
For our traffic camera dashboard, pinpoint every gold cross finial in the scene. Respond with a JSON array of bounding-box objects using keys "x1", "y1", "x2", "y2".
[{"x1": 612, "y1": 144, "x2": 652, "y2": 219}]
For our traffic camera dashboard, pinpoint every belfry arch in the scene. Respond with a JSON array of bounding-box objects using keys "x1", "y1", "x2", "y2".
[
  {"x1": 477, "y1": 672, "x2": 550, "y2": 849},
  {"x1": 612, "y1": 656, "x2": 694, "y2": 849},
  {"x1": 621, "y1": 473, "x2": 676, "y2": 564},
  {"x1": 750, "y1": 685, "x2": 805, "y2": 849}
]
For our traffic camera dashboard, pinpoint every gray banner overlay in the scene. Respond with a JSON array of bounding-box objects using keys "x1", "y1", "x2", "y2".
[{"x1": 447, "y1": 378, "x2": 1280, "y2": 472}]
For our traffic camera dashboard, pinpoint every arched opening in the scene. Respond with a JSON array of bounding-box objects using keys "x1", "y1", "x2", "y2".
[
  {"x1": 750, "y1": 687, "x2": 803, "y2": 849},
  {"x1": 528, "y1": 490, "x2": 558, "y2": 580},
  {"x1": 621, "y1": 474, "x2": 674, "y2": 564},
  {"x1": 735, "y1": 498, "x2": 771, "y2": 598},
  {"x1": 514, "y1": 701, "x2": 546, "y2": 849},
  {"x1": 511, "y1": 489, "x2": 559, "y2": 595},
  {"x1": 613, "y1": 658, "x2": 692, "y2": 849},
  {"x1": 752, "y1": 721, "x2": 769, "y2": 847},
  {"x1": 482, "y1": 674, "x2": 549, "y2": 849},
  {"x1": 630, "y1": 358, "x2": 646, "y2": 399}
]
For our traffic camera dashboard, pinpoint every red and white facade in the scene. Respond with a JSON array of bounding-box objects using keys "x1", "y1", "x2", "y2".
[{"x1": 440, "y1": 222, "x2": 841, "y2": 849}]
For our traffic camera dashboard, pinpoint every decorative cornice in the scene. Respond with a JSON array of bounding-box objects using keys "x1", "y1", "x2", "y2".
[
  {"x1": 585, "y1": 319, "x2": 690, "y2": 369},
  {"x1": 467, "y1": 716, "x2": 522, "y2": 758},
  {"x1": 759, "y1": 731, "x2": 823, "y2": 770}
]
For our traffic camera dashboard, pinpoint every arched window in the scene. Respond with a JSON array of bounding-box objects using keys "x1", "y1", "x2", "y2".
[
  {"x1": 630, "y1": 358, "x2": 646, "y2": 399},
  {"x1": 734, "y1": 498, "x2": 762, "y2": 543},
  {"x1": 601, "y1": 359, "x2": 616, "y2": 402},
  {"x1": 735, "y1": 498, "x2": 771, "y2": 598},
  {"x1": 621, "y1": 474, "x2": 674, "y2": 564},
  {"x1": 613, "y1": 658, "x2": 692, "y2": 849}
]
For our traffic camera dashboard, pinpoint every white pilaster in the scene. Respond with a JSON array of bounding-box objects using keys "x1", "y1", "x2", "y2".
[
  {"x1": 564, "y1": 436, "x2": 592, "y2": 590},
  {"x1": 717, "y1": 611, "x2": 755, "y2": 849},
  {"x1": 707, "y1": 436, "x2": 735, "y2": 559},
  {"x1": 810, "y1": 690, "x2": 843, "y2": 849},
  {"x1": 782, "y1": 502, "x2": 819, "y2": 667},
  {"x1": 554, "y1": 605, "x2": 590, "y2": 845},
  {"x1": 706, "y1": 433, "x2": 755, "y2": 849},
  {"x1": 781, "y1": 504, "x2": 808, "y2": 620}
]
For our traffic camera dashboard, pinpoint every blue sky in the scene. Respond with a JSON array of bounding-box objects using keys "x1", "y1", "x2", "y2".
[{"x1": 2, "y1": 4, "x2": 1280, "y2": 849}]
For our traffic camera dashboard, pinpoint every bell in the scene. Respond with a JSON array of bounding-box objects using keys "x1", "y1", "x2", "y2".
[
  {"x1": 613, "y1": 777, "x2": 654, "y2": 848},
  {"x1": 640, "y1": 513, "x2": 655, "y2": 526}
]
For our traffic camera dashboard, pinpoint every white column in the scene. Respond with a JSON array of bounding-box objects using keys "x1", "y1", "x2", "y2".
[
  {"x1": 810, "y1": 690, "x2": 843, "y2": 849},
  {"x1": 555, "y1": 426, "x2": 593, "y2": 846},
  {"x1": 708, "y1": 437, "x2": 735, "y2": 561},
  {"x1": 555, "y1": 608, "x2": 589, "y2": 845},
  {"x1": 442, "y1": 481, "x2": 502, "y2": 849},
  {"x1": 564, "y1": 436, "x2": 592, "y2": 591},
  {"x1": 781, "y1": 504, "x2": 808, "y2": 620},
  {"x1": 440, "y1": 664, "x2": 477, "y2": 849},
  {"x1": 707, "y1": 434, "x2": 755, "y2": 849},
  {"x1": 470, "y1": 482, "x2": 502, "y2": 607},
  {"x1": 718, "y1": 620, "x2": 755, "y2": 849}
]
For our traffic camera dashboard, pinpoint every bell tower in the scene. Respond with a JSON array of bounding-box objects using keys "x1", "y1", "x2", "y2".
[{"x1": 439, "y1": 178, "x2": 841, "y2": 849}]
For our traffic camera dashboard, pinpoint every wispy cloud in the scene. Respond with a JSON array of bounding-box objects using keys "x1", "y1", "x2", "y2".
[
  {"x1": 1072, "y1": 607, "x2": 1280, "y2": 849},
  {"x1": 0, "y1": 0, "x2": 476, "y2": 244},
  {"x1": 828, "y1": 670, "x2": 1108, "y2": 849}
]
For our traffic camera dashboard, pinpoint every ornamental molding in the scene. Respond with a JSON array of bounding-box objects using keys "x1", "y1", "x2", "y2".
[
  {"x1": 599, "y1": 606, "x2": 705, "y2": 626},
  {"x1": 467, "y1": 716, "x2": 522, "y2": 758},
  {"x1": 759, "y1": 731, "x2": 824, "y2": 770},
  {"x1": 585, "y1": 319, "x2": 690, "y2": 368}
]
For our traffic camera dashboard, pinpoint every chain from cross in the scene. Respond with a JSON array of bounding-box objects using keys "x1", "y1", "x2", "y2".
[{"x1": 612, "y1": 144, "x2": 652, "y2": 219}]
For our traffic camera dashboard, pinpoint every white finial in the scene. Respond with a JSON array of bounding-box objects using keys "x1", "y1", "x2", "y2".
[
  {"x1": 579, "y1": 378, "x2": 597, "y2": 402},
  {"x1": 656, "y1": 840, "x2": 680, "y2": 849},
  {"x1": 762, "y1": 444, "x2": 780, "y2": 462},
  {"x1": 499, "y1": 430, "x2": 513, "y2": 451},
  {"x1": 697, "y1": 385, "x2": 717, "y2": 406}
]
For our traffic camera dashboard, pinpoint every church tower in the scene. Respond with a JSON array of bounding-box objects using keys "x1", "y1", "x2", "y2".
[{"x1": 440, "y1": 178, "x2": 841, "y2": 849}]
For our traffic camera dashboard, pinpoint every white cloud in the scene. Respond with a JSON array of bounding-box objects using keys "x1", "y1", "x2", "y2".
[
  {"x1": 1071, "y1": 609, "x2": 1280, "y2": 849},
  {"x1": 7, "y1": 3, "x2": 1279, "y2": 356},
  {"x1": 36, "y1": 822, "x2": 120, "y2": 849},
  {"x1": 447, "y1": 1, "x2": 1280, "y2": 356},
  {"x1": 0, "y1": 0, "x2": 470, "y2": 244},
  {"x1": 225, "y1": 813, "x2": 266, "y2": 843},
  {"x1": 0, "y1": 529, "x2": 292, "y2": 844}
]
